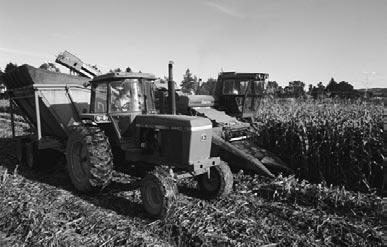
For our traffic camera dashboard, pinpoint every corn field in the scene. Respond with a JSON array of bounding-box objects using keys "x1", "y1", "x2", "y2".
[
  {"x1": 0, "y1": 98, "x2": 383, "y2": 246},
  {"x1": 253, "y1": 99, "x2": 384, "y2": 193}
]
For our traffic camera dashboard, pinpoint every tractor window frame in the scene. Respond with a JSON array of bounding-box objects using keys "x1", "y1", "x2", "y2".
[{"x1": 91, "y1": 82, "x2": 108, "y2": 113}]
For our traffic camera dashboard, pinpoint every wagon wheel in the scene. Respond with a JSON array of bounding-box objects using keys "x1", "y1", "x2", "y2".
[
  {"x1": 25, "y1": 141, "x2": 38, "y2": 169},
  {"x1": 197, "y1": 162, "x2": 233, "y2": 199},
  {"x1": 141, "y1": 169, "x2": 178, "y2": 219},
  {"x1": 15, "y1": 139, "x2": 26, "y2": 166},
  {"x1": 66, "y1": 125, "x2": 113, "y2": 193},
  {"x1": 22, "y1": 140, "x2": 61, "y2": 170}
]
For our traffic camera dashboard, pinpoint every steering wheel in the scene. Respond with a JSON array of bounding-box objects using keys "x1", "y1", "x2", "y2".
[{"x1": 121, "y1": 102, "x2": 132, "y2": 111}]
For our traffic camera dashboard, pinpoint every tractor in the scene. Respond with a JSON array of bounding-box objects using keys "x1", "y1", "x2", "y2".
[{"x1": 4, "y1": 62, "x2": 233, "y2": 219}]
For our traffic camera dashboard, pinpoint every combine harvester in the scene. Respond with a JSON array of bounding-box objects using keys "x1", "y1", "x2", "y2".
[
  {"x1": 4, "y1": 59, "x2": 234, "y2": 218},
  {"x1": 157, "y1": 72, "x2": 292, "y2": 178}
]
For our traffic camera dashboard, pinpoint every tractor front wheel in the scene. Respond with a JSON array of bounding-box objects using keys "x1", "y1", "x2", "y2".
[
  {"x1": 197, "y1": 162, "x2": 233, "y2": 199},
  {"x1": 140, "y1": 169, "x2": 178, "y2": 219},
  {"x1": 66, "y1": 125, "x2": 113, "y2": 193}
]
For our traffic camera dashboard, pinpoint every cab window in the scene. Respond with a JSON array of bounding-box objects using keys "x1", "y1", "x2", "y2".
[
  {"x1": 110, "y1": 79, "x2": 144, "y2": 113},
  {"x1": 223, "y1": 79, "x2": 249, "y2": 95},
  {"x1": 223, "y1": 79, "x2": 236, "y2": 94},
  {"x1": 252, "y1": 80, "x2": 265, "y2": 95},
  {"x1": 93, "y1": 83, "x2": 107, "y2": 113}
]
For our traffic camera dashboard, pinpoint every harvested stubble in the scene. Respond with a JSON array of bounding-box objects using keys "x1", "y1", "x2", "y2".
[
  {"x1": 253, "y1": 99, "x2": 384, "y2": 193},
  {"x1": 0, "y1": 161, "x2": 381, "y2": 247},
  {"x1": 0, "y1": 99, "x2": 9, "y2": 112},
  {"x1": 158, "y1": 173, "x2": 382, "y2": 246}
]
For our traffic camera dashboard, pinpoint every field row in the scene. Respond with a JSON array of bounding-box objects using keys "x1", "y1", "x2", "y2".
[{"x1": 254, "y1": 99, "x2": 384, "y2": 193}]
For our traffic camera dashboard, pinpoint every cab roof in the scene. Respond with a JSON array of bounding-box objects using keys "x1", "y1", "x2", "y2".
[{"x1": 91, "y1": 71, "x2": 156, "y2": 83}]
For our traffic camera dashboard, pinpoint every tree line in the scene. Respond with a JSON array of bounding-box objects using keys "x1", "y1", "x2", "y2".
[
  {"x1": 266, "y1": 78, "x2": 361, "y2": 99},
  {"x1": 0, "y1": 63, "x2": 368, "y2": 99},
  {"x1": 177, "y1": 68, "x2": 363, "y2": 99}
]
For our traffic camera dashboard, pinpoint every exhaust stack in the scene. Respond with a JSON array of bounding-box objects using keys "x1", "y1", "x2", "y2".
[{"x1": 168, "y1": 61, "x2": 176, "y2": 115}]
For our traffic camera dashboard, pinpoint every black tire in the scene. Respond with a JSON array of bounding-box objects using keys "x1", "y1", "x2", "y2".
[
  {"x1": 25, "y1": 141, "x2": 38, "y2": 169},
  {"x1": 66, "y1": 125, "x2": 113, "y2": 193},
  {"x1": 197, "y1": 162, "x2": 233, "y2": 199},
  {"x1": 15, "y1": 139, "x2": 26, "y2": 166},
  {"x1": 19, "y1": 140, "x2": 61, "y2": 170},
  {"x1": 140, "y1": 169, "x2": 178, "y2": 219}
]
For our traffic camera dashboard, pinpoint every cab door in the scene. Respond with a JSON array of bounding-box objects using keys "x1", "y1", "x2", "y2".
[{"x1": 108, "y1": 79, "x2": 144, "y2": 140}]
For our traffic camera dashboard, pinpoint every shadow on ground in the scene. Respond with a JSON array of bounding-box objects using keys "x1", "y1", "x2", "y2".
[
  {"x1": 0, "y1": 137, "x2": 204, "y2": 219},
  {"x1": 0, "y1": 137, "x2": 147, "y2": 219}
]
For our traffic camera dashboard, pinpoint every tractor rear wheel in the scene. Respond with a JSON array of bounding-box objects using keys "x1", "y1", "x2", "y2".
[
  {"x1": 140, "y1": 169, "x2": 178, "y2": 219},
  {"x1": 197, "y1": 162, "x2": 233, "y2": 199},
  {"x1": 66, "y1": 125, "x2": 113, "y2": 193}
]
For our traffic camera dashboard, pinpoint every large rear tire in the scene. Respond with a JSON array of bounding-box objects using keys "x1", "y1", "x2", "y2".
[
  {"x1": 140, "y1": 169, "x2": 177, "y2": 219},
  {"x1": 197, "y1": 162, "x2": 233, "y2": 199},
  {"x1": 66, "y1": 125, "x2": 113, "y2": 193}
]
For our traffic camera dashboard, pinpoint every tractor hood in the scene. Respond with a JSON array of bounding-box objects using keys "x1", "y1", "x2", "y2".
[
  {"x1": 134, "y1": 114, "x2": 213, "y2": 164},
  {"x1": 134, "y1": 114, "x2": 212, "y2": 131}
]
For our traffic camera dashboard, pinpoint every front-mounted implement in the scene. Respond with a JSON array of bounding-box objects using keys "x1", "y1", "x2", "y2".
[{"x1": 158, "y1": 72, "x2": 292, "y2": 178}]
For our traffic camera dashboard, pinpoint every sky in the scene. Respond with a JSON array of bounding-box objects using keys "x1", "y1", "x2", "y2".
[{"x1": 0, "y1": 0, "x2": 386, "y2": 88}]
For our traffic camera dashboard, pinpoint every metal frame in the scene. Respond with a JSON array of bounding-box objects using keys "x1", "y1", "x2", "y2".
[
  {"x1": 34, "y1": 89, "x2": 42, "y2": 140},
  {"x1": 7, "y1": 84, "x2": 84, "y2": 152},
  {"x1": 8, "y1": 93, "x2": 34, "y2": 138},
  {"x1": 9, "y1": 92, "x2": 48, "y2": 146}
]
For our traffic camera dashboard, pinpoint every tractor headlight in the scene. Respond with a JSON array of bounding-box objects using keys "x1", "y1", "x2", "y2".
[{"x1": 94, "y1": 115, "x2": 109, "y2": 122}]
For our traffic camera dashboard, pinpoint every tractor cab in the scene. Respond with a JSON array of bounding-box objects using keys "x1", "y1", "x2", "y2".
[
  {"x1": 214, "y1": 72, "x2": 268, "y2": 118},
  {"x1": 86, "y1": 72, "x2": 157, "y2": 145}
]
